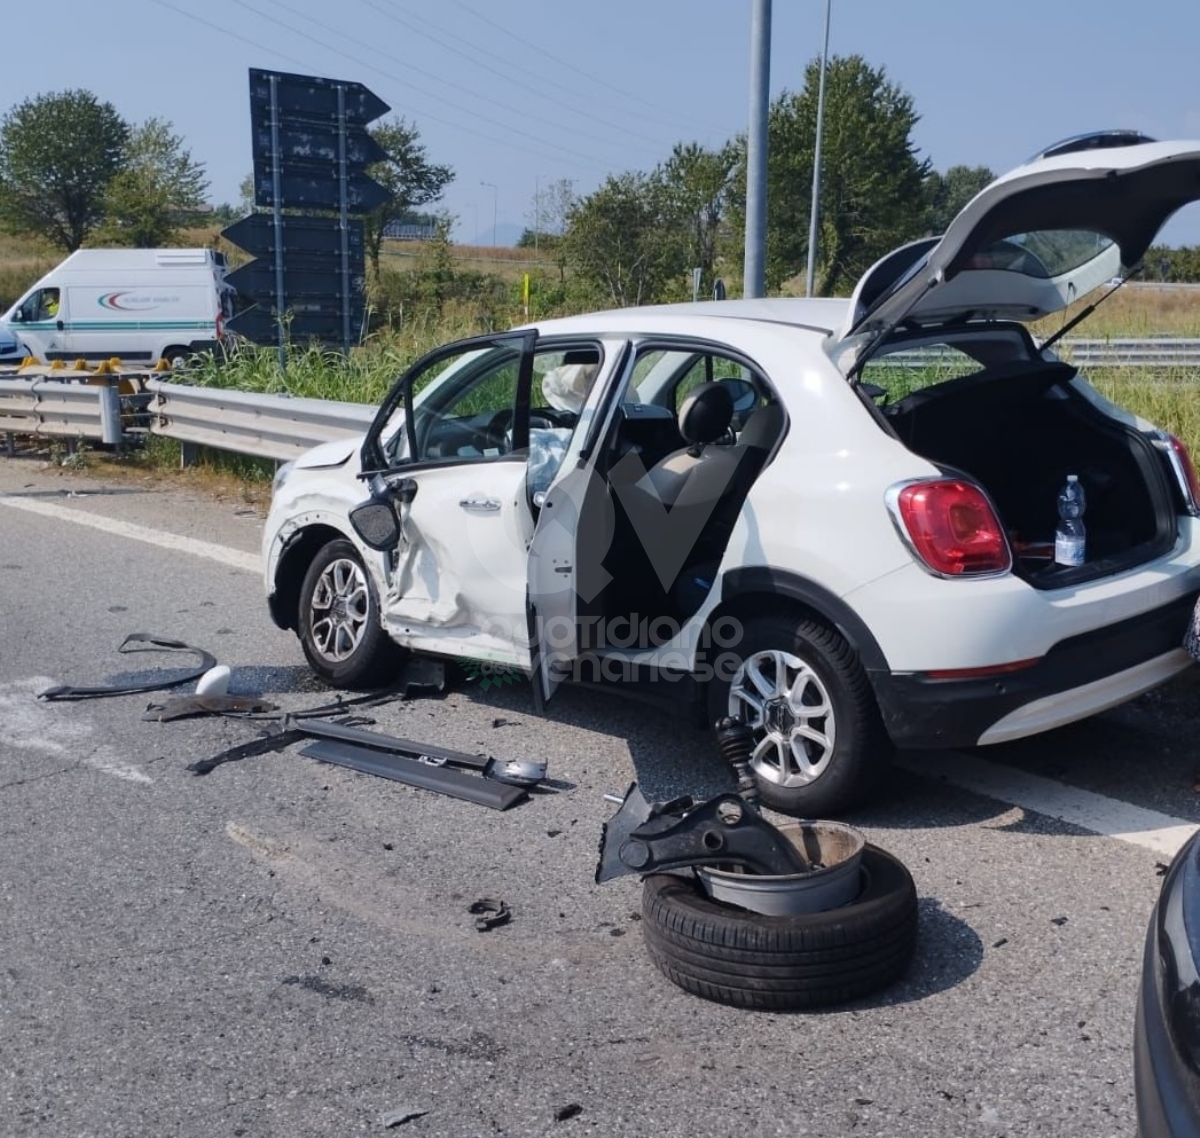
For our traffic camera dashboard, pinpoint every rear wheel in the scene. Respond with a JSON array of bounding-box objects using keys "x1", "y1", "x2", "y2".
[
  {"x1": 298, "y1": 540, "x2": 403, "y2": 688},
  {"x1": 707, "y1": 612, "x2": 890, "y2": 816},
  {"x1": 162, "y1": 346, "x2": 190, "y2": 368}
]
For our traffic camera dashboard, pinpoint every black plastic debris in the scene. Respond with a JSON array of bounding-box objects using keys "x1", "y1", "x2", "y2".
[
  {"x1": 39, "y1": 634, "x2": 217, "y2": 701},
  {"x1": 143, "y1": 694, "x2": 279, "y2": 721},
  {"x1": 380, "y1": 1107, "x2": 429, "y2": 1129},
  {"x1": 469, "y1": 898, "x2": 511, "y2": 932}
]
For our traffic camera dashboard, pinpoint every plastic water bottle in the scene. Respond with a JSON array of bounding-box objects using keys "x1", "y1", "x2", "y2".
[{"x1": 1055, "y1": 474, "x2": 1087, "y2": 567}]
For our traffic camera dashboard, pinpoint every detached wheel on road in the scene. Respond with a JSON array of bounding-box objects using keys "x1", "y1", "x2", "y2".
[
  {"x1": 640, "y1": 845, "x2": 918, "y2": 1011},
  {"x1": 708, "y1": 613, "x2": 891, "y2": 816},
  {"x1": 298, "y1": 539, "x2": 403, "y2": 688}
]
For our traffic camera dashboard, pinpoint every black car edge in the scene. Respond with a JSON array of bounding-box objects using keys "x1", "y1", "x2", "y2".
[{"x1": 1135, "y1": 827, "x2": 1200, "y2": 1136}]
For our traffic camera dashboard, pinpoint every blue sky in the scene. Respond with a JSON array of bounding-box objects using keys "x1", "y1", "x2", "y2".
[{"x1": 5, "y1": 0, "x2": 1200, "y2": 247}]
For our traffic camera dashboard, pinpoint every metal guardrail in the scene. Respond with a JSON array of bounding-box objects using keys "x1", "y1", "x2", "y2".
[
  {"x1": 145, "y1": 380, "x2": 375, "y2": 462},
  {"x1": 874, "y1": 339, "x2": 1200, "y2": 371},
  {"x1": 0, "y1": 377, "x2": 123, "y2": 451}
]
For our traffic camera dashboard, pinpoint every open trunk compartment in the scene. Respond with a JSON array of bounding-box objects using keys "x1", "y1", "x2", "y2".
[{"x1": 883, "y1": 361, "x2": 1179, "y2": 588}]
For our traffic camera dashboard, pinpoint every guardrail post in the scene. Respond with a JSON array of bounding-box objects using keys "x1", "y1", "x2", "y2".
[
  {"x1": 4, "y1": 431, "x2": 14, "y2": 457},
  {"x1": 180, "y1": 441, "x2": 199, "y2": 468},
  {"x1": 96, "y1": 378, "x2": 123, "y2": 448}
]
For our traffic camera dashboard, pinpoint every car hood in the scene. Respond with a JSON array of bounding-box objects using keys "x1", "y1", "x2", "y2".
[
  {"x1": 295, "y1": 436, "x2": 362, "y2": 470},
  {"x1": 834, "y1": 137, "x2": 1200, "y2": 370}
]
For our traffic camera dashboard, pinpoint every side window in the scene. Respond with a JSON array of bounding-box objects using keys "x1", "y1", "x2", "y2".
[
  {"x1": 859, "y1": 342, "x2": 988, "y2": 403},
  {"x1": 671, "y1": 353, "x2": 765, "y2": 430},
  {"x1": 377, "y1": 341, "x2": 526, "y2": 467},
  {"x1": 17, "y1": 289, "x2": 56, "y2": 322}
]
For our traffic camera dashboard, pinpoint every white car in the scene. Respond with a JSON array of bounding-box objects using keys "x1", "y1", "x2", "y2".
[{"x1": 263, "y1": 134, "x2": 1200, "y2": 815}]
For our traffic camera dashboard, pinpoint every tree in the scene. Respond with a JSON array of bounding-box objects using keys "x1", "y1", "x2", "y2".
[
  {"x1": 0, "y1": 90, "x2": 129, "y2": 251},
  {"x1": 729, "y1": 55, "x2": 929, "y2": 296},
  {"x1": 562, "y1": 172, "x2": 687, "y2": 308},
  {"x1": 362, "y1": 118, "x2": 453, "y2": 276},
  {"x1": 100, "y1": 118, "x2": 209, "y2": 246},
  {"x1": 924, "y1": 165, "x2": 995, "y2": 235},
  {"x1": 658, "y1": 142, "x2": 738, "y2": 296}
]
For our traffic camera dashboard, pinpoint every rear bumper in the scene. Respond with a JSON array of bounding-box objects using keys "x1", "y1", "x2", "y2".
[{"x1": 872, "y1": 591, "x2": 1197, "y2": 749}]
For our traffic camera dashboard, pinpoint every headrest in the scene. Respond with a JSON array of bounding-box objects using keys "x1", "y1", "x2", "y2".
[{"x1": 677, "y1": 383, "x2": 734, "y2": 446}]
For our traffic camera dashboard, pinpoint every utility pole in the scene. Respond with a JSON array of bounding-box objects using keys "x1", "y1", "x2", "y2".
[
  {"x1": 743, "y1": 0, "x2": 770, "y2": 299},
  {"x1": 805, "y1": 0, "x2": 833, "y2": 298}
]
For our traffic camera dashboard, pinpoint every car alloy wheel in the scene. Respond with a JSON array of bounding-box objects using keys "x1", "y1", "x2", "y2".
[
  {"x1": 728, "y1": 648, "x2": 836, "y2": 788},
  {"x1": 297, "y1": 539, "x2": 404, "y2": 689},
  {"x1": 309, "y1": 555, "x2": 370, "y2": 664}
]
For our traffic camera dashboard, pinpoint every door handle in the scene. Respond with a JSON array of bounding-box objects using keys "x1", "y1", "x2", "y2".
[
  {"x1": 56, "y1": 320, "x2": 64, "y2": 331},
  {"x1": 459, "y1": 495, "x2": 501, "y2": 513}
]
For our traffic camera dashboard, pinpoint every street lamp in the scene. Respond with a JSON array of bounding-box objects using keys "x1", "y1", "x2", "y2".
[
  {"x1": 805, "y1": 0, "x2": 833, "y2": 298},
  {"x1": 480, "y1": 181, "x2": 498, "y2": 247}
]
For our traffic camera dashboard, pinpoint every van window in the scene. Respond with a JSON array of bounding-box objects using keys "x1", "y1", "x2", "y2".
[{"x1": 16, "y1": 289, "x2": 59, "y2": 322}]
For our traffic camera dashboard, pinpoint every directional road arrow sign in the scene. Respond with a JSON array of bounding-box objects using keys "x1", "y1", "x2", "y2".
[
  {"x1": 251, "y1": 119, "x2": 388, "y2": 172},
  {"x1": 227, "y1": 305, "x2": 365, "y2": 345},
  {"x1": 249, "y1": 68, "x2": 390, "y2": 124},
  {"x1": 221, "y1": 214, "x2": 364, "y2": 263},
  {"x1": 226, "y1": 260, "x2": 365, "y2": 300},
  {"x1": 251, "y1": 165, "x2": 391, "y2": 213}
]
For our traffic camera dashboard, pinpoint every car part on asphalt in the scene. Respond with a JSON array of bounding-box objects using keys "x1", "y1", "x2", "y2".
[
  {"x1": 595, "y1": 783, "x2": 808, "y2": 885},
  {"x1": 468, "y1": 898, "x2": 512, "y2": 931},
  {"x1": 285, "y1": 715, "x2": 548, "y2": 787},
  {"x1": 640, "y1": 844, "x2": 919, "y2": 1011},
  {"x1": 195, "y1": 663, "x2": 232, "y2": 696},
  {"x1": 1134, "y1": 827, "x2": 1200, "y2": 1137},
  {"x1": 695, "y1": 819, "x2": 867, "y2": 916},
  {"x1": 187, "y1": 727, "x2": 305, "y2": 775},
  {"x1": 298, "y1": 739, "x2": 529, "y2": 810},
  {"x1": 142, "y1": 694, "x2": 279, "y2": 721},
  {"x1": 39, "y1": 634, "x2": 218, "y2": 701}
]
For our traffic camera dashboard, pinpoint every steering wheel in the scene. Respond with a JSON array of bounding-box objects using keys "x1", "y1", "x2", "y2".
[
  {"x1": 482, "y1": 408, "x2": 514, "y2": 452},
  {"x1": 532, "y1": 407, "x2": 577, "y2": 430}
]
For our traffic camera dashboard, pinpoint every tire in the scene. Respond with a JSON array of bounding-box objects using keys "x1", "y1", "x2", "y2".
[
  {"x1": 297, "y1": 539, "x2": 403, "y2": 688},
  {"x1": 162, "y1": 346, "x2": 190, "y2": 367},
  {"x1": 640, "y1": 845, "x2": 918, "y2": 1011},
  {"x1": 707, "y1": 613, "x2": 890, "y2": 816}
]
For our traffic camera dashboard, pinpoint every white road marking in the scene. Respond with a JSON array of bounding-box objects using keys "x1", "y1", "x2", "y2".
[
  {"x1": 0, "y1": 677, "x2": 152, "y2": 784},
  {"x1": 904, "y1": 751, "x2": 1198, "y2": 858},
  {"x1": 0, "y1": 495, "x2": 258, "y2": 573}
]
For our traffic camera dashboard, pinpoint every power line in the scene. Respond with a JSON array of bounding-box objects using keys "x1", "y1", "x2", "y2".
[
  {"x1": 444, "y1": 0, "x2": 716, "y2": 136},
  {"x1": 228, "y1": 0, "x2": 660, "y2": 175},
  {"x1": 354, "y1": 0, "x2": 685, "y2": 151}
]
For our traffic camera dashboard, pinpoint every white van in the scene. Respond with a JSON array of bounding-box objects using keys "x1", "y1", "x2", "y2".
[{"x1": 1, "y1": 248, "x2": 235, "y2": 366}]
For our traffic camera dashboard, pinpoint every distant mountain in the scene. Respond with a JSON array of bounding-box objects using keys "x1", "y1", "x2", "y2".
[{"x1": 455, "y1": 220, "x2": 525, "y2": 248}]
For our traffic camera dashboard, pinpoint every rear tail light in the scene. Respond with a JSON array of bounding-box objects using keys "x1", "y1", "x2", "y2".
[
  {"x1": 1156, "y1": 432, "x2": 1200, "y2": 515},
  {"x1": 888, "y1": 478, "x2": 1012, "y2": 577}
]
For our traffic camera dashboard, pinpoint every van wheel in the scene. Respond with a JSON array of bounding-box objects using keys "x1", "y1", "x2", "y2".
[
  {"x1": 298, "y1": 540, "x2": 404, "y2": 689},
  {"x1": 162, "y1": 346, "x2": 190, "y2": 367},
  {"x1": 707, "y1": 613, "x2": 891, "y2": 816}
]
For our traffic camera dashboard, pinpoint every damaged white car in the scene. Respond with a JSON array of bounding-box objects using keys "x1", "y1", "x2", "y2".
[{"x1": 264, "y1": 133, "x2": 1200, "y2": 815}]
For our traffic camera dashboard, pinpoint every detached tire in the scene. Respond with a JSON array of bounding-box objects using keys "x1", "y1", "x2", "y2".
[
  {"x1": 708, "y1": 613, "x2": 891, "y2": 816},
  {"x1": 298, "y1": 539, "x2": 403, "y2": 689},
  {"x1": 640, "y1": 845, "x2": 917, "y2": 1011}
]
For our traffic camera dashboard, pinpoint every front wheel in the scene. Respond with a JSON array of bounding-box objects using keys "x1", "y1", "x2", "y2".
[
  {"x1": 298, "y1": 539, "x2": 403, "y2": 688},
  {"x1": 707, "y1": 613, "x2": 890, "y2": 816}
]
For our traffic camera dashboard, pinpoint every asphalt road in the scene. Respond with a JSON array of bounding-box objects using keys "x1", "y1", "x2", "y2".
[{"x1": 2, "y1": 455, "x2": 1197, "y2": 1138}]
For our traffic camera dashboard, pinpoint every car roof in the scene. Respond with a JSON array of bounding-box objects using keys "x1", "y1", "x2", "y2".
[{"x1": 522, "y1": 296, "x2": 851, "y2": 338}]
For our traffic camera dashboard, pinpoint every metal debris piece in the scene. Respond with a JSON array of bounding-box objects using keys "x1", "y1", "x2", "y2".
[
  {"x1": 287, "y1": 717, "x2": 547, "y2": 787},
  {"x1": 187, "y1": 728, "x2": 304, "y2": 775},
  {"x1": 299, "y1": 740, "x2": 528, "y2": 810},
  {"x1": 142, "y1": 694, "x2": 279, "y2": 721},
  {"x1": 39, "y1": 634, "x2": 217, "y2": 701},
  {"x1": 555, "y1": 1103, "x2": 583, "y2": 1122},
  {"x1": 595, "y1": 782, "x2": 809, "y2": 884},
  {"x1": 469, "y1": 898, "x2": 511, "y2": 931},
  {"x1": 380, "y1": 1107, "x2": 429, "y2": 1129}
]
